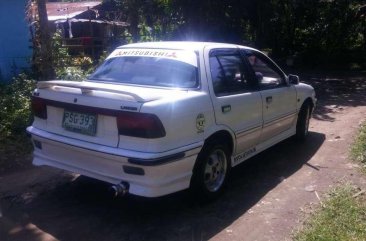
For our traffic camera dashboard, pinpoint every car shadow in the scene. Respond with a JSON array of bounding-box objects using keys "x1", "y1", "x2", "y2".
[
  {"x1": 2, "y1": 132, "x2": 325, "y2": 241},
  {"x1": 299, "y1": 71, "x2": 366, "y2": 122}
]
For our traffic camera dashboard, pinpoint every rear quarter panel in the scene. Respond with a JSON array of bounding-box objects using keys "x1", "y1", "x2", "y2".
[{"x1": 118, "y1": 91, "x2": 215, "y2": 153}]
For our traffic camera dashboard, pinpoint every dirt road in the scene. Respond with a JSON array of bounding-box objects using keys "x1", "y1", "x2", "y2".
[{"x1": 1, "y1": 71, "x2": 366, "y2": 241}]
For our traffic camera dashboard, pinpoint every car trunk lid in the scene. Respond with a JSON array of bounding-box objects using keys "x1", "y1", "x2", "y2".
[{"x1": 33, "y1": 80, "x2": 169, "y2": 147}]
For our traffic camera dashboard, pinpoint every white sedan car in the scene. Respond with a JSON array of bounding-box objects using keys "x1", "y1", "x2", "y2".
[{"x1": 27, "y1": 42, "x2": 316, "y2": 200}]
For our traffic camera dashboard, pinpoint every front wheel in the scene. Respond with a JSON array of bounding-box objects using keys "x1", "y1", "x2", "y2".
[
  {"x1": 296, "y1": 104, "x2": 311, "y2": 141},
  {"x1": 190, "y1": 142, "x2": 230, "y2": 201}
]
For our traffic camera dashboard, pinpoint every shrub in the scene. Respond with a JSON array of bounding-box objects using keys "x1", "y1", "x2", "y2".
[
  {"x1": 52, "y1": 30, "x2": 94, "y2": 81},
  {"x1": 0, "y1": 73, "x2": 36, "y2": 137}
]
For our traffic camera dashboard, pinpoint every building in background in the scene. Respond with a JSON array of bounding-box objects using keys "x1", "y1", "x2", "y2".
[
  {"x1": 0, "y1": 1, "x2": 128, "y2": 82},
  {"x1": 45, "y1": 1, "x2": 129, "y2": 60}
]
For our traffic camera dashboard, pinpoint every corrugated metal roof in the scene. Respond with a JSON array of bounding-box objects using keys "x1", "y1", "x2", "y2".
[
  {"x1": 47, "y1": 1, "x2": 102, "y2": 21},
  {"x1": 55, "y1": 18, "x2": 129, "y2": 27}
]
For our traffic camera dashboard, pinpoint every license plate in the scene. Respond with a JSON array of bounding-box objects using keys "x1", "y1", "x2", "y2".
[{"x1": 62, "y1": 110, "x2": 97, "y2": 136}]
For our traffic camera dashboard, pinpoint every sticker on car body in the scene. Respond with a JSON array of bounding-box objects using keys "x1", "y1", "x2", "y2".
[
  {"x1": 108, "y1": 48, "x2": 198, "y2": 67},
  {"x1": 196, "y1": 113, "x2": 205, "y2": 133},
  {"x1": 233, "y1": 147, "x2": 257, "y2": 164}
]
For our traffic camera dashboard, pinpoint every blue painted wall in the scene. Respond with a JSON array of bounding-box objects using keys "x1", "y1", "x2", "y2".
[{"x1": 0, "y1": 0, "x2": 32, "y2": 82}]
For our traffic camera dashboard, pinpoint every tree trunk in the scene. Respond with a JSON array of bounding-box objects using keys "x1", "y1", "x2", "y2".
[
  {"x1": 129, "y1": 12, "x2": 139, "y2": 42},
  {"x1": 36, "y1": 0, "x2": 55, "y2": 80}
]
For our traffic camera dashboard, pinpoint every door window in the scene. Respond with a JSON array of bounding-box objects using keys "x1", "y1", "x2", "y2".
[
  {"x1": 209, "y1": 53, "x2": 252, "y2": 96},
  {"x1": 244, "y1": 50, "x2": 285, "y2": 89}
]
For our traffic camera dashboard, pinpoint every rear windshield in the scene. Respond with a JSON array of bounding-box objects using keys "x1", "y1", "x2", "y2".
[{"x1": 88, "y1": 49, "x2": 199, "y2": 88}]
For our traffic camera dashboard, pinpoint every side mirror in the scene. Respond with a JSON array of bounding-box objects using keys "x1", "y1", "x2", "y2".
[{"x1": 288, "y1": 74, "x2": 299, "y2": 85}]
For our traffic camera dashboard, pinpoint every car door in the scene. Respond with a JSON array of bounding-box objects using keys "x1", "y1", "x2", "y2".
[
  {"x1": 242, "y1": 49, "x2": 297, "y2": 143},
  {"x1": 206, "y1": 48, "x2": 263, "y2": 164}
]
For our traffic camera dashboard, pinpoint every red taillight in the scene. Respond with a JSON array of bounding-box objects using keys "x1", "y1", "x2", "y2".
[
  {"x1": 31, "y1": 96, "x2": 47, "y2": 119},
  {"x1": 117, "y1": 112, "x2": 166, "y2": 138}
]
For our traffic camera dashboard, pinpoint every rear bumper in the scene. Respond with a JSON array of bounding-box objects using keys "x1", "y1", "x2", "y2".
[{"x1": 26, "y1": 126, "x2": 202, "y2": 197}]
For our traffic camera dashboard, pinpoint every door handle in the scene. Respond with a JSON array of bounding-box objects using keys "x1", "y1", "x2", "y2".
[
  {"x1": 222, "y1": 105, "x2": 231, "y2": 113},
  {"x1": 266, "y1": 96, "x2": 273, "y2": 104}
]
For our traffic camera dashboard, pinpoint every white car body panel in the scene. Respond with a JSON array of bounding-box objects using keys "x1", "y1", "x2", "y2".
[
  {"x1": 28, "y1": 126, "x2": 202, "y2": 197},
  {"x1": 129, "y1": 91, "x2": 212, "y2": 152},
  {"x1": 27, "y1": 42, "x2": 316, "y2": 197},
  {"x1": 259, "y1": 86, "x2": 298, "y2": 142}
]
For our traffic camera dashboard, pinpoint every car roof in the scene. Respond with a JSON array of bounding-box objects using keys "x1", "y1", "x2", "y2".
[{"x1": 118, "y1": 41, "x2": 256, "y2": 52}]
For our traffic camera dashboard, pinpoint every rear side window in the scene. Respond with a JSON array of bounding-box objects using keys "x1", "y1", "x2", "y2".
[
  {"x1": 88, "y1": 49, "x2": 199, "y2": 88},
  {"x1": 209, "y1": 53, "x2": 251, "y2": 96}
]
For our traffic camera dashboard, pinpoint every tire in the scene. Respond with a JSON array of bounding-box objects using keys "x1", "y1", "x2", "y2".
[
  {"x1": 190, "y1": 141, "x2": 231, "y2": 201},
  {"x1": 296, "y1": 103, "x2": 311, "y2": 141}
]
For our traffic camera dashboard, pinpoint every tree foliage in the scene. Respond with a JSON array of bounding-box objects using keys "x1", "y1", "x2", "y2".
[{"x1": 108, "y1": 0, "x2": 365, "y2": 67}]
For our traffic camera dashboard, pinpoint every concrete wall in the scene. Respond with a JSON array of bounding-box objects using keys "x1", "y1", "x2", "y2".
[{"x1": 0, "y1": 0, "x2": 32, "y2": 82}]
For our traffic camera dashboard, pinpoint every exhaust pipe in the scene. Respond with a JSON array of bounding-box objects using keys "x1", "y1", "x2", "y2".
[{"x1": 109, "y1": 182, "x2": 129, "y2": 197}]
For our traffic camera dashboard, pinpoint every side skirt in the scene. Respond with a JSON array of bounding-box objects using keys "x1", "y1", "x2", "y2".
[{"x1": 231, "y1": 126, "x2": 296, "y2": 167}]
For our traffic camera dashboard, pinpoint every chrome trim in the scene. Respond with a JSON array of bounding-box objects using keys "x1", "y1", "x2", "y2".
[
  {"x1": 27, "y1": 126, "x2": 203, "y2": 161},
  {"x1": 236, "y1": 124, "x2": 262, "y2": 138},
  {"x1": 263, "y1": 111, "x2": 297, "y2": 127}
]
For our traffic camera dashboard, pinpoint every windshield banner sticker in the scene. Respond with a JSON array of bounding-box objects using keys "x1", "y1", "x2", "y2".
[{"x1": 108, "y1": 48, "x2": 198, "y2": 67}]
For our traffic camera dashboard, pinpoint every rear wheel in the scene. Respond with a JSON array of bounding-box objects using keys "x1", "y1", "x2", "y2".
[
  {"x1": 296, "y1": 103, "x2": 311, "y2": 140},
  {"x1": 190, "y1": 141, "x2": 230, "y2": 201}
]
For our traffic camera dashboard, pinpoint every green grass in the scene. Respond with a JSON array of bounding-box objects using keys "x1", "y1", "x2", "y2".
[
  {"x1": 294, "y1": 185, "x2": 366, "y2": 241},
  {"x1": 351, "y1": 122, "x2": 366, "y2": 172},
  {"x1": 295, "y1": 123, "x2": 366, "y2": 240}
]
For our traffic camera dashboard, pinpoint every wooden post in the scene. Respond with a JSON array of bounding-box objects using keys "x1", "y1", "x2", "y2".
[{"x1": 88, "y1": 7, "x2": 95, "y2": 59}]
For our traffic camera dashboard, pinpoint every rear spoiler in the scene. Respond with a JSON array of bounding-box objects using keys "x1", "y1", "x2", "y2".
[{"x1": 37, "y1": 80, "x2": 145, "y2": 102}]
